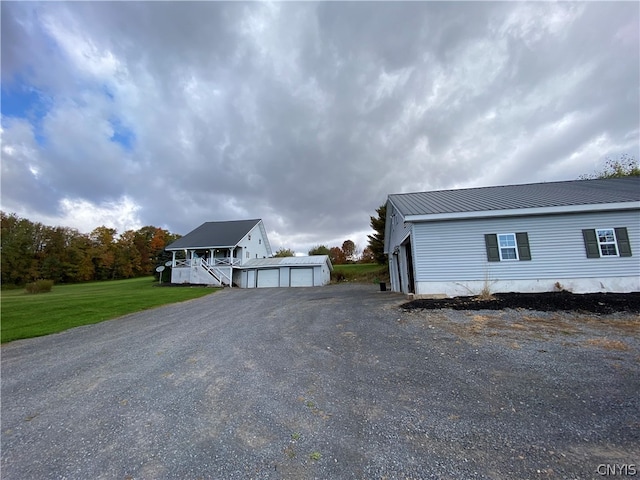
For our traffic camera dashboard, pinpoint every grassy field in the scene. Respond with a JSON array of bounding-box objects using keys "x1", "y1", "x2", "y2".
[
  {"x1": 1, "y1": 277, "x2": 216, "y2": 343},
  {"x1": 331, "y1": 263, "x2": 389, "y2": 283}
]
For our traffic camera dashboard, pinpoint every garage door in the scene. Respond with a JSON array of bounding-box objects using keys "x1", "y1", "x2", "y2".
[
  {"x1": 257, "y1": 269, "x2": 279, "y2": 288},
  {"x1": 290, "y1": 268, "x2": 314, "y2": 287}
]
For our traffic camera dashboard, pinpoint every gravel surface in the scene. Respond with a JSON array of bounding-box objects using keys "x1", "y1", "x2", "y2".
[{"x1": 2, "y1": 284, "x2": 639, "y2": 479}]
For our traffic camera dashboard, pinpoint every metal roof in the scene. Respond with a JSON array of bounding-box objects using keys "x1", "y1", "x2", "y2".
[
  {"x1": 165, "y1": 219, "x2": 261, "y2": 250},
  {"x1": 241, "y1": 255, "x2": 333, "y2": 270},
  {"x1": 388, "y1": 177, "x2": 640, "y2": 217}
]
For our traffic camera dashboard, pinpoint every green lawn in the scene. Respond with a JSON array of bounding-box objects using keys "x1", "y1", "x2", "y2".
[
  {"x1": 331, "y1": 263, "x2": 389, "y2": 283},
  {"x1": 1, "y1": 277, "x2": 216, "y2": 343}
]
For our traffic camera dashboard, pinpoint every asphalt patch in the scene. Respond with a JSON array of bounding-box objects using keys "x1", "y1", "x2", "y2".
[{"x1": 401, "y1": 291, "x2": 640, "y2": 314}]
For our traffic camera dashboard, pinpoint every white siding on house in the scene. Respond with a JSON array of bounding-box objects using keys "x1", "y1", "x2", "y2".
[
  {"x1": 171, "y1": 264, "x2": 224, "y2": 286},
  {"x1": 410, "y1": 210, "x2": 639, "y2": 295},
  {"x1": 237, "y1": 223, "x2": 270, "y2": 264},
  {"x1": 171, "y1": 267, "x2": 191, "y2": 284}
]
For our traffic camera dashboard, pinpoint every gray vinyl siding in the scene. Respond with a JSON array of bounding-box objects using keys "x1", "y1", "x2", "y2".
[
  {"x1": 412, "y1": 210, "x2": 639, "y2": 282},
  {"x1": 386, "y1": 201, "x2": 412, "y2": 251}
]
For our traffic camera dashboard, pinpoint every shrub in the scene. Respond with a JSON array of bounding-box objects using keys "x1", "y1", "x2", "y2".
[
  {"x1": 331, "y1": 271, "x2": 346, "y2": 283},
  {"x1": 25, "y1": 279, "x2": 54, "y2": 294}
]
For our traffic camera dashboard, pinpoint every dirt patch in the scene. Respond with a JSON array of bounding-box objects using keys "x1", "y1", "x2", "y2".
[
  {"x1": 401, "y1": 291, "x2": 640, "y2": 314},
  {"x1": 404, "y1": 309, "x2": 639, "y2": 350},
  {"x1": 583, "y1": 337, "x2": 631, "y2": 351}
]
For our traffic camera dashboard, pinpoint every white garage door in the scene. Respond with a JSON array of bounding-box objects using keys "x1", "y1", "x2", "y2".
[
  {"x1": 290, "y1": 268, "x2": 314, "y2": 287},
  {"x1": 257, "y1": 269, "x2": 280, "y2": 288}
]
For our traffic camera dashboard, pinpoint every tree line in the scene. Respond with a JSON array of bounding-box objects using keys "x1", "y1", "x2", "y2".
[
  {"x1": 1, "y1": 212, "x2": 180, "y2": 286},
  {"x1": 307, "y1": 240, "x2": 375, "y2": 265},
  {"x1": 273, "y1": 240, "x2": 373, "y2": 264},
  {"x1": 273, "y1": 205, "x2": 388, "y2": 266},
  {"x1": 1, "y1": 202, "x2": 391, "y2": 286}
]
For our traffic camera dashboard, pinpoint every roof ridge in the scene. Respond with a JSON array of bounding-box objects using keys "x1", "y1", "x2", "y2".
[{"x1": 203, "y1": 218, "x2": 261, "y2": 223}]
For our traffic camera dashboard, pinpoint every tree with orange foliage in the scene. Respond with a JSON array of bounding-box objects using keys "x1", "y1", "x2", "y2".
[{"x1": 329, "y1": 246, "x2": 347, "y2": 265}]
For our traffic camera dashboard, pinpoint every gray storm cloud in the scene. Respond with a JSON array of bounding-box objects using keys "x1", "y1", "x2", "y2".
[{"x1": 1, "y1": 2, "x2": 638, "y2": 253}]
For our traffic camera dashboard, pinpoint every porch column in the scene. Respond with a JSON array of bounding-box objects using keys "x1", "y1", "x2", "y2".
[
  {"x1": 171, "y1": 251, "x2": 176, "y2": 267},
  {"x1": 229, "y1": 247, "x2": 234, "y2": 288}
]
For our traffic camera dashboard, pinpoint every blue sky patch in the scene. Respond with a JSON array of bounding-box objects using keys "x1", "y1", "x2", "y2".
[
  {"x1": 1, "y1": 81, "x2": 50, "y2": 118},
  {"x1": 108, "y1": 116, "x2": 136, "y2": 150},
  {"x1": 1, "y1": 81, "x2": 50, "y2": 145}
]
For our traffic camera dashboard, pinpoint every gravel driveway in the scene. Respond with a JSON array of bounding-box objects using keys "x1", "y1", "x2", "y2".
[{"x1": 2, "y1": 284, "x2": 639, "y2": 479}]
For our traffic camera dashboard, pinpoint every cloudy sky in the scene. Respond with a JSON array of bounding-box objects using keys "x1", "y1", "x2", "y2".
[{"x1": 2, "y1": 2, "x2": 638, "y2": 254}]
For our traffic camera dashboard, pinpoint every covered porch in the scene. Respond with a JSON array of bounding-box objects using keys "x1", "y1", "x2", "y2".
[
  {"x1": 170, "y1": 247, "x2": 242, "y2": 286},
  {"x1": 170, "y1": 247, "x2": 242, "y2": 268}
]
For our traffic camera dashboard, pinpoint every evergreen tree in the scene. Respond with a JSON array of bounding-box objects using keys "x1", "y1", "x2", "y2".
[{"x1": 367, "y1": 204, "x2": 387, "y2": 265}]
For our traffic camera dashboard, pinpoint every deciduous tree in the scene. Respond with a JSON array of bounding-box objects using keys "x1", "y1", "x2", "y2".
[
  {"x1": 341, "y1": 240, "x2": 356, "y2": 261},
  {"x1": 360, "y1": 247, "x2": 375, "y2": 263},
  {"x1": 274, "y1": 248, "x2": 295, "y2": 257},
  {"x1": 329, "y1": 246, "x2": 346, "y2": 265},
  {"x1": 0, "y1": 211, "x2": 183, "y2": 285},
  {"x1": 579, "y1": 154, "x2": 639, "y2": 179},
  {"x1": 114, "y1": 230, "x2": 143, "y2": 278},
  {"x1": 309, "y1": 245, "x2": 330, "y2": 256},
  {"x1": 90, "y1": 226, "x2": 117, "y2": 280},
  {"x1": 1, "y1": 213, "x2": 39, "y2": 285}
]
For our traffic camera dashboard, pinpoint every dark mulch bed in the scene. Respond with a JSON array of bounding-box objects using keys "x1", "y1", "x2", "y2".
[{"x1": 401, "y1": 291, "x2": 640, "y2": 314}]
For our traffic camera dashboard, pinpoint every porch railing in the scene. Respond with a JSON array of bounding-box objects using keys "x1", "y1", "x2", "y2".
[
  {"x1": 173, "y1": 258, "x2": 240, "y2": 268},
  {"x1": 212, "y1": 258, "x2": 241, "y2": 266}
]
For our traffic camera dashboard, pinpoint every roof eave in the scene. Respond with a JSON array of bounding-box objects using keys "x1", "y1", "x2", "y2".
[
  {"x1": 404, "y1": 201, "x2": 640, "y2": 223},
  {"x1": 165, "y1": 244, "x2": 238, "y2": 251}
]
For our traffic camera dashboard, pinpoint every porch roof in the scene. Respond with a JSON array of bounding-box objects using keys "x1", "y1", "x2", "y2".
[{"x1": 165, "y1": 219, "x2": 261, "y2": 250}]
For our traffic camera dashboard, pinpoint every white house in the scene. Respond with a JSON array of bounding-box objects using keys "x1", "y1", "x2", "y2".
[
  {"x1": 165, "y1": 219, "x2": 332, "y2": 287},
  {"x1": 384, "y1": 177, "x2": 640, "y2": 297}
]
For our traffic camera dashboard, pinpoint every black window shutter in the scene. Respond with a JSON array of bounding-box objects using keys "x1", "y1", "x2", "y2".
[
  {"x1": 515, "y1": 232, "x2": 531, "y2": 260},
  {"x1": 615, "y1": 227, "x2": 632, "y2": 257},
  {"x1": 582, "y1": 229, "x2": 600, "y2": 258},
  {"x1": 485, "y1": 234, "x2": 500, "y2": 262}
]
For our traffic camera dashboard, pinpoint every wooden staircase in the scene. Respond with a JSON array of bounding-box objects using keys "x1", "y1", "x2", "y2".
[{"x1": 200, "y1": 259, "x2": 232, "y2": 286}]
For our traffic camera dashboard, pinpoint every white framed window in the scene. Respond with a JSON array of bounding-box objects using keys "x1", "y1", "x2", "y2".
[
  {"x1": 485, "y1": 233, "x2": 531, "y2": 262},
  {"x1": 583, "y1": 227, "x2": 631, "y2": 258},
  {"x1": 259, "y1": 239, "x2": 261, "y2": 244},
  {"x1": 596, "y1": 228, "x2": 618, "y2": 257},
  {"x1": 498, "y1": 233, "x2": 518, "y2": 261},
  {"x1": 246, "y1": 251, "x2": 250, "y2": 259}
]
